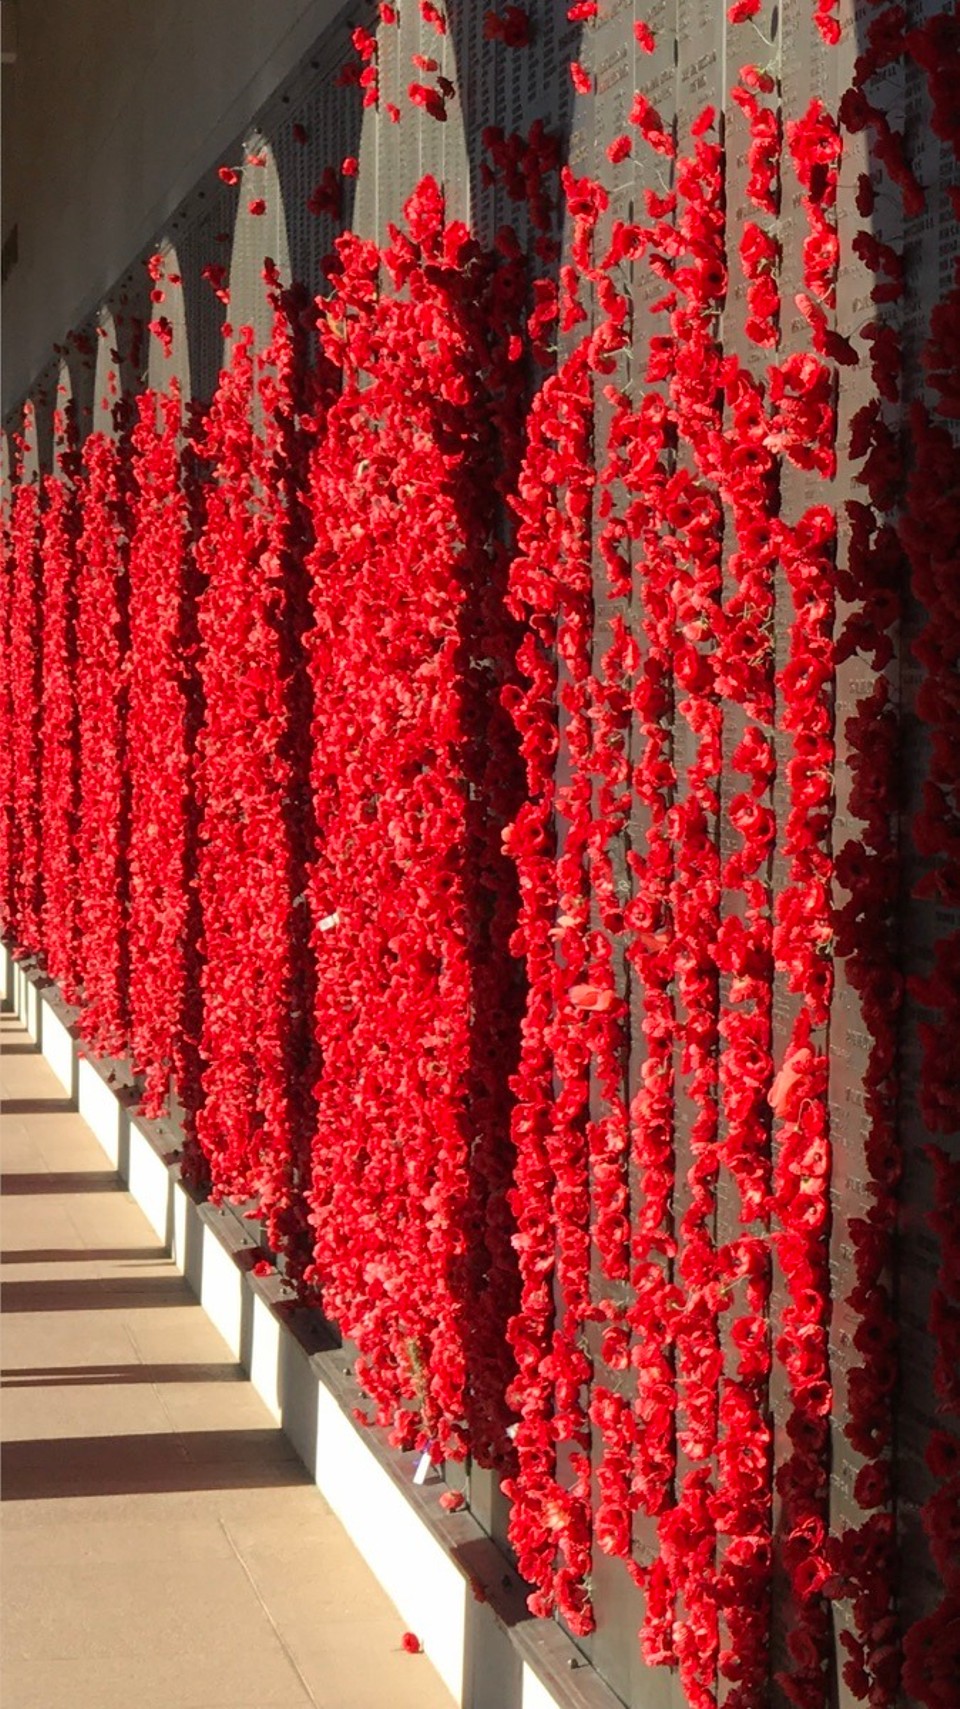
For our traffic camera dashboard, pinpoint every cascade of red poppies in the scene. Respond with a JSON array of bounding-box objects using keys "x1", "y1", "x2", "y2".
[
  {"x1": 193, "y1": 327, "x2": 301, "y2": 1219},
  {"x1": 708, "y1": 66, "x2": 781, "y2": 1709},
  {"x1": 302, "y1": 180, "x2": 525, "y2": 1467},
  {"x1": 127, "y1": 383, "x2": 192, "y2": 1116},
  {"x1": 0, "y1": 495, "x2": 13, "y2": 942},
  {"x1": 823, "y1": 20, "x2": 909, "y2": 1704},
  {"x1": 245, "y1": 278, "x2": 326, "y2": 1280},
  {"x1": 898, "y1": 293, "x2": 960, "y2": 1709},
  {"x1": 74, "y1": 426, "x2": 132, "y2": 1059},
  {"x1": 498, "y1": 89, "x2": 841, "y2": 1706},
  {"x1": 7, "y1": 471, "x2": 45, "y2": 958},
  {"x1": 501, "y1": 330, "x2": 598, "y2": 1633},
  {"x1": 38, "y1": 410, "x2": 83, "y2": 1006}
]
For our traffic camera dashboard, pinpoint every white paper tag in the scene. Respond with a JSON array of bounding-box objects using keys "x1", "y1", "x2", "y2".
[
  {"x1": 413, "y1": 1449, "x2": 433, "y2": 1485},
  {"x1": 318, "y1": 911, "x2": 340, "y2": 932}
]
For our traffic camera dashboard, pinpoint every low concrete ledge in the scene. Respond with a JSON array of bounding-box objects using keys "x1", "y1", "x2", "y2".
[{"x1": 1, "y1": 941, "x2": 623, "y2": 1709}]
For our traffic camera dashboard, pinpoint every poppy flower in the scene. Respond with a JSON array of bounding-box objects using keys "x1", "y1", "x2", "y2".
[{"x1": 483, "y1": 5, "x2": 532, "y2": 46}]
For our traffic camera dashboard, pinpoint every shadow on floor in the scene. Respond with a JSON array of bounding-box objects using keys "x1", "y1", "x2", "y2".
[
  {"x1": 1, "y1": 1246, "x2": 167, "y2": 1264},
  {"x1": 1, "y1": 1362, "x2": 245, "y2": 1387},
  {"x1": 1, "y1": 1276, "x2": 191, "y2": 1313},
  {"x1": 1, "y1": 1428, "x2": 310, "y2": 1499},
  {"x1": 0, "y1": 1098, "x2": 78, "y2": 1115},
  {"x1": 0, "y1": 1172, "x2": 120, "y2": 1196}
]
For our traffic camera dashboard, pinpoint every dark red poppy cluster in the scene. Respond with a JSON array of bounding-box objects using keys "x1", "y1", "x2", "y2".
[
  {"x1": 75, "y1": 427, "x2": 133, "y2": 1059},
  {"x1": 1, "y1": 8, "x2": 958, "y2": 1708},
  {"x1": 7, "y1": 473, "x2": 44, "y2": 957},
  {"x1": 127, "y1": 386, "x2": 192, "y2": 1117},
  {"x1": 299, "y1": 185, "x2": 527, "y2": 1456},
  {"x1": 37, "y1": 446, "x2": 82, "y2": 1005}
]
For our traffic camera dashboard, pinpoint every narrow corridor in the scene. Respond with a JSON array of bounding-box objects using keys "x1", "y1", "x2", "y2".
[{"x1": 0, "y1": 1010, "x2": 455, "y2": 1709}]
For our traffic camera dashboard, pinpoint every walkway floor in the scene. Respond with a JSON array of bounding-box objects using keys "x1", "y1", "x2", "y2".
[{"x1": 0, "y1": 1009, "x2": 455, "y2": 1709}]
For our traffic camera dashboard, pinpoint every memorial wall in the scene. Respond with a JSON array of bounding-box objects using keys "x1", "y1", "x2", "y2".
[{"x1": 2, "y1": 3, "x2": 958, "y2": 1707}]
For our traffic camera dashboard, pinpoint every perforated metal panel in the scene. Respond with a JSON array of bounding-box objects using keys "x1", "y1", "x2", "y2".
[
  {"x1": 51, "y1": 359, "x2": 77, "y2": 468},
  {"x1": 169, "y1": 178, "x2": 234, "y2": 407},
  {"x1": 91, "y1": 311, "x2": 122, "y2": 437},
  {"x1": 0, "y1": 430, "x2": 11, "y2": 511},
  {"x1": 19, "y1": 399, "x2": 43, "y2": 484},
  {"x1": 145, "y1": 244, "x2": 192, "y2": 400},
  {"x1": 228, "y1": 138, "x2": 290, "y2": 344},
  {"x1": 260, "y1": 10, "x2": 373, "y2": 289}
]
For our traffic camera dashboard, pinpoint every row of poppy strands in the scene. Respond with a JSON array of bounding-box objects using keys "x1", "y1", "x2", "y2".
[{"x1": 3, "y1": 6, "x2": 960, "y2": 1709}]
